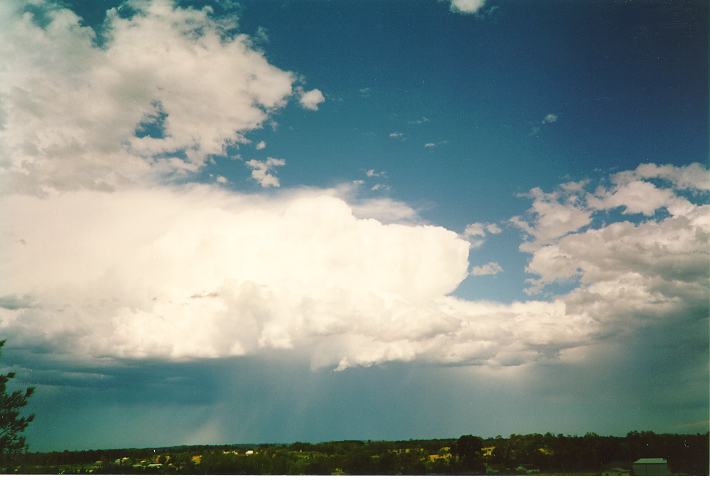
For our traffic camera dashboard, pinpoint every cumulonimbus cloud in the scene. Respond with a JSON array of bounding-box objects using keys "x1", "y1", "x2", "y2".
[
  {"x1": 0, "y1": 185, "x2": 595, "y2": 370},
  {"x1": 2, "y1": 169, "x2": 707, "y2": 370}
]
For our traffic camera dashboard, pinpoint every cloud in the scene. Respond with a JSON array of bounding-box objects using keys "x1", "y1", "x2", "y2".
[
  {"x1": 0, "y1": 1, "x2": 705, "y2": 375},
  {"x1": 1, "y1": 165, "x2": 707, "y2": 370},
  {"x1": 512, "y1": 163, "x2": 710, "y2": 300},
  {"x1": 612, "y1": 162, "x2": 710, "y2": 192},
  {"x1": 463, "y1": 222, "x2": 502, "y2": 248},
  {"x1": 245, "y1": 157, "x2": 286, "y2": 188},
  {"x1": 588, "y1": 180, "x2": 682, "y2": 216},
  {"x1": 582, "y1": 163, "x2": 708, "y2": 218},
  {"x1": 0, "y1": 0, "x2": 298, "y2": 193},
  {"x1": 449, "y1": 0, "x2": 486, "y2": 15},
  {"x1": 389, "y1": 132, "x2": 405, "y2": 140},
  {"x1": 510, "y1": 187, "x2": 592, "y2": 253},
  {"x1": 0, "y1": 187, "x2": 473, "y2": 367},
  {"x1": 471, "y1": 262, "x2": 503, "y2": 277},
  {"x1": 542, "y1": 113, "x2": 558, "y2": 124},
  {"x1": 298, "y1": 88, "x2": 325, "y2": 111},
  {"x1": 365, "y1": 169, "x2": 385, "y2": 178},
  {"x1": 255, "y1": 141, "x2": 267, "y2": 151},
  {"x1": 216, "y1": 176, "x2": 228, "y2": 185},
  {"x1": 530, "y1": 113, "x2": 559, "y2": 136},
  {"x1": 424, "y1": 140, "x2": 448, "y2": 149},
  {"x1": 486, "y1": 224, "x2": 502, "y2": 234},
  {"x1": 408, "y1": 116, "x2": 430, "y2": 125},
  {"x1": 464, "y1": 223, "x2": 487, "y2": 238},
  {"x1": 348, "y1": 198, "x2": 419, "y2": 224},
  {"x1": 356, "y1": 169, "x2": 390, "y2": 193}
]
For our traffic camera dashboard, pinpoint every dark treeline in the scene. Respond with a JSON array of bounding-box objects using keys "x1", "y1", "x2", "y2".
[{"x1": 13, "y1": 431, "x2": 709, "y2": 475}]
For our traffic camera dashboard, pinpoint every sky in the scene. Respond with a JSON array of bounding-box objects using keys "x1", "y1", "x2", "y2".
[{"x1": 0, "y1": 0, "x2": 707, "y2": 452}]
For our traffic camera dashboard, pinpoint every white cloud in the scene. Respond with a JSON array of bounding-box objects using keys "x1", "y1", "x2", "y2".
[
  {"x1": 0, "y1": 0, "x2": 298, "y2": 193},
  {"x1": 298, "y1": 88, "x2": 325, "y2": 111},
  {"x1": 449, "y1": 0, "x2": 486, "y2": 15},
  {"x1": 613, "y1": 162, "x2": 710, "y2": 192},
  {"x1": 471, "y1": 262, "x2": 503, "y2": 277},
  {"x1": 255, "y1": 141, "x2": 267, "y2": 151},
  {"x1": 584, "y1": 163, "x2": 708, "y2": 217},
  {"x1": 542, "y1": 113, "x2": 558, "y2": 124},
  {"x1": 1, "y1": 167, "x2": 706, "y2": 370},
  {"x1": 408, "y1": 116, "x2": 430, "y2": 125},
  {"x1": 588, "y1": 180, "x2": 679, "y2": 216},
  {"x1": 0, "y1": 187, "x2": 472, "y2": 366},
  {"x1": 348, "y1": 197, "x2": 419, "y2": 224},
  {"x1": 462, "y1": 222, "x2": 502, "y2": 249},
  {"x1": 464, "y1": 223, "x2": 486, "y2": 238},
  {"x1": 486, "y1": 223, "x2": 502, "y2": 234},
  {"x1": 245, "y1": 157, "x2": 285, "y2": 188},
  {"x1": 389, "y1": 132, "x2": 405, "y2": 140},
  {"x1": 216, "y1": 176, "x2": 228, "y2": 185},
  {"x1": 511, "y1": 187, "x2": 592, "y2": 253},
  {"x1": 514, "y1": 163, "x2": 710, "y2": 300},
  {"x1": 0, "y1": 2, "x2": 705, "y2": 374},
  {"x1": 424, "y1": 140, "x2": 449, "y2": 149},
  {"x1": 560, "y1": 180, "x2": 588, "y2": 192},
  {"x1": 365, "y1": 169, "x2": 385, "y2": 178}
]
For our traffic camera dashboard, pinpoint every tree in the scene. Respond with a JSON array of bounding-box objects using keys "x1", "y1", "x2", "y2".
[
  {"x1": 453, "y1": 435, "x2": 484, "y2": 473},
  {"x1": 0, "y1": 340, "x2": 35, "y2": 469}
]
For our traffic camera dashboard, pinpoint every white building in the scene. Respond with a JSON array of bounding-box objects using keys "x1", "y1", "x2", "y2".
[{"x1": 632, "y1": 458, "x2": 669, "y2": 475}]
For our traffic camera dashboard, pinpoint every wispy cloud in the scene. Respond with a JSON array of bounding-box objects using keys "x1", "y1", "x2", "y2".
[
  {"x1": 424, "y1": 140, "x2": 448, "y2": 149},
  {"x1": 530, "y1": 112, "x2": 559, "y2": 136},
  {"x1": 408, "y1": 116, "x2": 430, "y2": 125}
]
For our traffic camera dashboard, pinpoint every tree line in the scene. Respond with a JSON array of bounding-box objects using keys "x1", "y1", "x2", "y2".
[{"x1": 13, "y1": 432, "x2": 709, "y2": 475}]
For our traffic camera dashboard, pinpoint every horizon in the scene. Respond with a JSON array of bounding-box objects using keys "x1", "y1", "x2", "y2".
[
  {"x1": 0, "y1": 0, "x2": 707, "y2": 453},
  {"x1": 25, "y1": 430, "x2": 710, "y2": 455}
]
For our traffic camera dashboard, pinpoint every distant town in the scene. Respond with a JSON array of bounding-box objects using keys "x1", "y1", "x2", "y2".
[{"x1": 10, "y1": 431, "x2": 709, "y2": 475}]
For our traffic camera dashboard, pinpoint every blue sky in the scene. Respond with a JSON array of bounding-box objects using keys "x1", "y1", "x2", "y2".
[{"x1": 0, "y1": 0, "x2": 707, "y2": 451}]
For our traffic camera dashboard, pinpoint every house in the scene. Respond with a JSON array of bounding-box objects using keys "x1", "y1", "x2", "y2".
[
  {"x1": 632, "y1": 458, "x2": 669, "y2": 475},
  {"x1": 481, "y1": 446, "x2": 496, "y2": 457}
]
